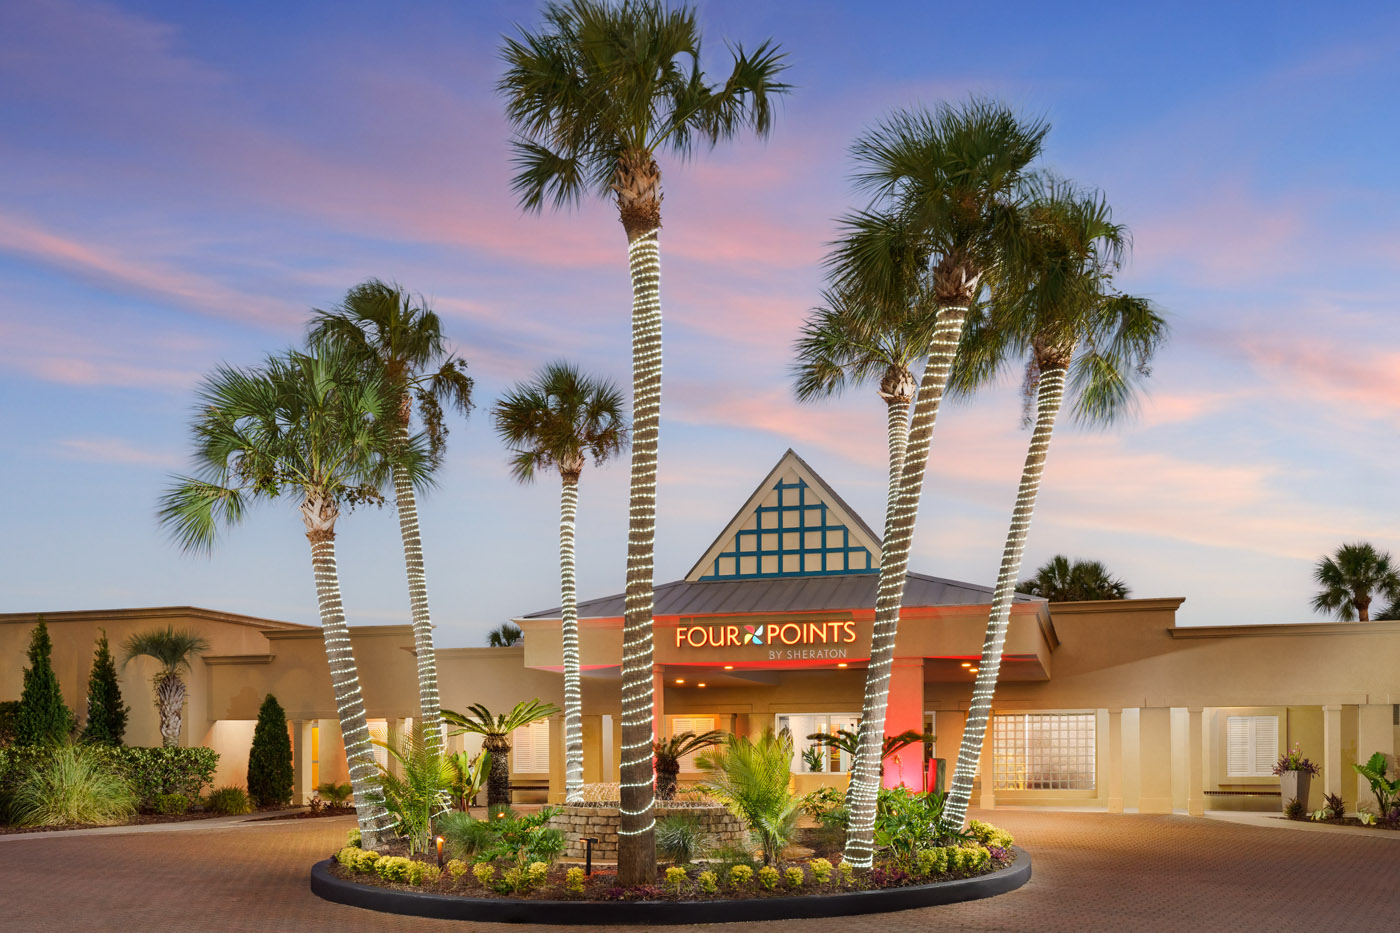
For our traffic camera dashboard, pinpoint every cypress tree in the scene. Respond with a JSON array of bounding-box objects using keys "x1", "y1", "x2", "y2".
[
  {"x1": 247, "y1": 693, "x2": 294, "y2": 807},
  {"x1": 15, "y1": 616, "x2": 73, "y2": 745},
  {"x1": 81, "y1": 629, "x2": 129, "y2": 746}
]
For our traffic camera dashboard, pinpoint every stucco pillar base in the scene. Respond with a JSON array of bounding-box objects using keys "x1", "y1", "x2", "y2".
[
  {"x1": 1187, "y1": 708, "x2": 1205, "y2": 817},
  {"x1": 1106, "y1": 709, "x2": 1124, "y2": 814}
]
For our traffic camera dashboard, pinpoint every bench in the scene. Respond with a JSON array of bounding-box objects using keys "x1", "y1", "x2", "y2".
[{"x1": 1204, "y1": 789, "x2": 1281, "y2": 798}]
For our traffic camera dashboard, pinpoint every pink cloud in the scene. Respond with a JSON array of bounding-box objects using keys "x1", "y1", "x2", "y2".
[
  {"x1": 55, "y1": 436, "x2": 180, "y2": 468},
  {"x1": 0, "y1": 318, "x2": 203, "y2": 390},
  {"x1": 1131, "y1": 186, "x2": 1309, "y2": 286}
]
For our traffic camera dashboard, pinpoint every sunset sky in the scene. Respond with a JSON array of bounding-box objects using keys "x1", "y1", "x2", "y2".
[{"x1": 3, "y1": 0, "x2": 1399, "y2": 644}]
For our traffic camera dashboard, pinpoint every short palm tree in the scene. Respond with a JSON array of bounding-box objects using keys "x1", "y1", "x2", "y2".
[
  {"x1": 1018, "y1": 555, "x2": 1130, "y2": 601},
  {"x1": 309, "y1": 280, "x2": 474, "y2": 756},
  {"x1": 494, "y1": 362, "x2": 627, "y2": 804},
  {"x1": 831, "y1": 98, "x2": 1048, "y2": 867},
  {"x1": 697, "y1": 729, "x2": 800, "y2": 866},
  {"x1": 121, "y1": 626, "x2": 209, "y2": 747},
  {"x1": 940, "y1": 181, "x2": 1167, "y2": 832},
  {"x1": 487, "y1": 623, "x2": 523, "y2": 647},
  {"x1": 372, "y1": 723, "x2": 454, "y2": 854},
  {"x1": 653, "y1": 729, "x2": 725, "y2": 800},
  {"x1": 500, "y1": 0, "x2": 789, "y2": 883},
  {"x1": 806, "y1": 728, "x2": 933, "y2": 779},
  {"x1": 1312, "y1": 543, "x2": 1400, "y2": 622},
  {"x1": 157, "y1": 344, "x2": 427, "y2": 848},
  {"x1": 441, "y1": 700, "x2": 560, "y2": 808}
]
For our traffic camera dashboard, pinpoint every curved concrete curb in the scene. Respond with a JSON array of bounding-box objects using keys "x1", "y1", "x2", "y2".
[{"x1": 310, "y1": 847, "x2": 1031, "y2": 925}]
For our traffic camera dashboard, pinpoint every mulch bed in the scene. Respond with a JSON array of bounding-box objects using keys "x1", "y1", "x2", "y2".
[
  {"x1": 255, "y1": 806, "x2": 356, "y2": 822},
  {"x1": 0, "y1": 810, "x2": 228, "y2": 835},
  {"x1": 1284, "y1": 815, "x2": 1400, "y2": 831}
]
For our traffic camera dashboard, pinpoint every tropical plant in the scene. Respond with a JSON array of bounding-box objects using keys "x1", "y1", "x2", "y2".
[
  {"x1": 441, "y1": 700, "x2": 560, "y2": 807},
  {"x1": 309, "y1": 280, "x2": 474, "y2": 754},
  {"x1": 1324, "y1": 792, "x2": 1346, "y2": 820},
  {"x1": 9, "y1": 743, "x2": 136, "y2": 827},
  {"x1": 495, "y1": 361, "x2": 627, "y2": 803},
  {"x1": 247, "y1": 694, "x2": 294, "y2": 807},
  {"x1": 1352, "y1": 752, "x2": 1399, "y2": 814},
  {"x1": 447, "y1": 749, "x2": 490, "y2": 810},
  {"x1": 830, "y1": 98, "x2": 1048, "y2": 867},
  {"x1": 655, "y1": 812, "x2": 707, "y2": 865},
  {"x1": 697, "y1": 729, "x2": 800, "y2": 866},
  {"x1": 15, "y1": 617, "x2": 73, "y2": 746},
  {"x1": 317, "y1": 781, "x2": 353, "y2": 806},
  {"x1": 1311, "y1": 543, "x2": 1400, "y2": 622},
  {"x1": 487, "y1": 623, "x2": 523, "y2": 647},
  {"x1": 653, "y1": 729, "x2": 725, "y2": 800},
  {"x1": 372, "y1": 724, "x2": 454, "y2": 854},
  {"x1": 206, "y1": 785, "x2": 252, "y2": 815},
  {"x1": 1017, "y1": 555, "x2": 1130, "y2": 601},
  {"x1": 941, "y1": 180, "x2": 1167, "y2": 833},
  {"x1": 873, "y1": 788, "x2": 964, "y2": 866},
  {"x1": 806, "y1": 728, "x2": 933, "y2": 778},
  {"x1": 120, "y1": 625, "x2": 209, "y2": 749},
  {"x1": 500, "y1": 0, "x2": 789, "y2": 884},
  {"x1": 438, "y1": 805, "x2": 565, "y2": 865},
  {"x1": 80, "y1": 629, "x2": 128, "y2": 746},
  {"x1": 801, "y1": 746, "x2": 825, "y2": 773},
  {"x1": 157, "y1": 344, "x2": 427, "y2": 847}
]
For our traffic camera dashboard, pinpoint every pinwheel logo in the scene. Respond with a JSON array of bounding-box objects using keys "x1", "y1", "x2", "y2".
[{"x1": 743, "y1": 625, "x2": 764, "y2": 645}]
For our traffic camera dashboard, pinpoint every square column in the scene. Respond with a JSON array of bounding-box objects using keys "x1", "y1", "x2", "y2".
[
  {"x1": 547, "y1": 713, "x2": 566, "y2": 803},
  {"x1": 978, "y1": 715, "x2": 996, "y2": 810},
  {"x1": 582, "y1": 715, "x2": 604, "y2": 785},
  {"x1": 1138, "y1": 707, "x2": 1173, "y2": 814},
  {"x1": 1322, "y1": 704, "x2": 1345, "y2": 802},
  {"x1": 652, "y1": 668, "x2": 666, "y2": 745},
  {"x1": 1187, "y1": 708, "x2": 1205, "y2": 817},
  {"x1": 385, "y1": 718, "x2": 406, "y2": 779},
  {"x1": 883, "y1": 658, "x2": 925, "y2": 791},
  {"x1": 291, "y1": 720, "x2": 316, "y2": 805},
  {"x1": 1106, "y1": 709, "x2": 1124, "y2": 813},
  {"x1": 1356, "y1": 704, "x2": 1396, "y2": 812}
]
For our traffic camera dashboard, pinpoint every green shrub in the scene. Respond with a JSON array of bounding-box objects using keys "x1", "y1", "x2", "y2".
[
  {"x1": 14, "y1": 617, "x2": 73, "y2": 746},
  {"x1": 967, "y1": 819, "x2": 1014, "y2": 849},
  {"x1": 447, "y1": 858, "x2": 469, "y2": 880},
  {"x1": 757, "y1": 865, "x2": 779, "y2": 890},
  {"x1": 698, "y1": 729, "x2": 801, "y2": 866},
  {"x1": 317, "y1": 782, "x2": 352, "y2": 806},
  {"x1": 346, "y1": 827, "x2": 362, "y2": 848},
  {"x1": 1284, "y1": 797, "x2": 1306, "y2": 820},
  {"x1": 665, "y1": 865, "x2": 688, "y2": 894},
  {"x1": 335, "y1": 845, "x2": 361, "y2": 869},
  {"x1": 697, "y1": 870, "x2": 718, "y2": 894},
  {"x1": 798, "y1": 785, "x2": 845, "y2": 818},
  {"x1": 119, "y1": 747, "x2": 218, "y2": 801},
  {"x1": 9, "y1": 744, "x2": 136, "y2": 826},
  {"x1": 81, "y1": 630, "x2": 129, "y2": 746},
  {"x1": 152, "y1": 792, "x2": 190, "y2": 815},
  {"x1": 728, "y1": 864, "x2": 753, "y2": 888},
  {"x1": 874, "y1": 788, "x2": 952, "y2": 865},
  {"x1": 247, "y1": 694, "x2": 293, "y2": 808},
  {"x1": 206, "y1": 785, "x2": 252, "y2": 815},
  {"x1": 374, "y1": 724, "x2": 453, "y2": 853},
  {"x1": 439, "y1": 806, "x2": 564, "y2": 865},
  {"x1": 419, "y1": 864, "x2": 441, "y2": 885},
  {"x1": 656, "y1": 812, "x2": 707, "y2": 865},
  {"x1": 837, "y1": 860, "x2": 855, "y2": 883},
  {"x1": 375, "y1": 855, "x2": 414, "y2": 882},
  {"x1": 0, "y1": 700, "x2": 20, "y2": 746},
  {"x1": 565, "y1": 865, "x2": 586, "y2": 893},
  {"x1": 353, "y1": 850, "x2": 381, "y2": 872},
  {"x1": 809, "y1": 857, "x2": 833, "y2": 883},
  {"x1": 472, "y1": 862, "x2": 496, "y2": 886},
  {"x1": 1352, "y1": 752, "x2": 1399, "y2": 814},
  {"x1": 783, "y1": 866, "x2": 804, "y2": 888}
]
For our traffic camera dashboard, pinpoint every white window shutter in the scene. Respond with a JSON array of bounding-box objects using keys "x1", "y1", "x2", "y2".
[
  {"x1": 1226, "y1": 715, "x2": 1278, "y2": 777},
  {"x1": 671, "y1": 716, "x2": 716, "y2": 771},
  {"x1": 1254, "y1": 716, "x2": 1278, "y2": 775},
  {"x1": 1226, "y1": 717, "x2": 1250, "y2": 776},
  {"x1": 512, "y1": 721, "x2": 549, "y2": 773}
]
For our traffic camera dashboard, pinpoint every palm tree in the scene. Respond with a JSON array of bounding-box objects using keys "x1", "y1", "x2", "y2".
[
  {"x1": 653, "y1": 729, "x2": 725, "y2": 800},
  {"x1": 309, "y1": 280, "x2": 474, "y2": 756},
  {"x1": 940, "y1": 181, "x2": 1168, "y2": 832},
  {"x1": 1018, "y1": 554, "x2": 1130, "y2": 601},
  {"x1": 830, "y1": 99, "x2": 1048, "y2": 867},
  {"x1": 494, "y1": 362, "x2": 628, "y2": 804},
  {"x1": 121, "y1": 626, "x2": 209, "y2": 747},
  {"x1": 441, "y1": 700, "x2": 560, "y2": 808},
  {"x1": 500, "y1": 0, "x2": 789, "y2": 883},
  {"x1": 806, "y1": 728, "x2": 934, "y2": 779},
  {"x1": 487, "y1": 623, "x2": 523, "y2": 647},
  {"x1": 157, "y1": 345, "x2": 427, "y2": 848},
  {"x1": 1312, "y1": 542, "x2": 1400, "y2": 622}
]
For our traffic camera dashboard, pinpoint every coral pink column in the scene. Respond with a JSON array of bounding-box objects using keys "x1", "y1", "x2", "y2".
[{"x1": 883, "y1": 658, "x2": 926, "y2": 790}]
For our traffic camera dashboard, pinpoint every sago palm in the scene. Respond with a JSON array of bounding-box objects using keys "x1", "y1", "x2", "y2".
[
  {"x1": 157, "y1": 344, "x2": 429, "y2": 848},
  {"x1": 441, "y1": 699, "x2": 560, "y2": 808},
  {"x1": 831, "y1": 98, "x2": 1048, "y2": 867},
  {"x1": 1312, "y1": 542, "x2": 1400, "y2": 622},
  {"x1": 806, "y1": 727, "x2": 934, "y2": 779},
  {"x1": 120, "y1": 626, "x2": 209, "y2": 747},
  {"x1": 652, "y1": 729, "x2": 725, "y2": 800},
  {"x1": 494, "y1": 361, "x2": 628, "y2": 804},
  {"x1": 373, "y1": 723, "x2": 455, "y2": 853},
  {"x1": 309, "y1": 279, "x2": 474, "y2": 754},
  {"x1": 697, "y1": 729, "x2": 800, "y2": 866},
  {"x1": 940, "y1": 180, "x2": 1168, "y2": 831},
  {"x1": 500, "y1": 0, "x2": 789, "y2": 882},
  {"x1": 1018, "y1": 554, "x2": 1130, "y2": 601}
]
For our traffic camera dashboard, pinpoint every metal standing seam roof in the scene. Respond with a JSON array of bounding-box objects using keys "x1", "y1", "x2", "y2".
[{"x1": 518, "y1": 571, "x2": 1044, "y2": 621}]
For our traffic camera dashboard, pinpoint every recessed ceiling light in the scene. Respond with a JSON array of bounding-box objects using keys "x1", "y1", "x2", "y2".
[
  {"x1": 837, "y1": 663, "x2": 848, "y2": 668},
  {"x1": 675, "y1": 678, "x2": 685, "y2": 684},
  {"x1": 697, "y1": 683, "x2": 707, "y2": 688},
  {"x1": 723, "y1": 665, "x2": 734, "y2": 670},
  {"x1": 960, "y1": 662, "x2": 972, "y2": 668},
  {"x1": 970, "y1": 669, "x2": 979, "y2": 674}
]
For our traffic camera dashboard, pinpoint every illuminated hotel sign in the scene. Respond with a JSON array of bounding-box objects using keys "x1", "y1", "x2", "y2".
[{"x1": 674, "y1": 620, "x2": 857, "y2": 661}]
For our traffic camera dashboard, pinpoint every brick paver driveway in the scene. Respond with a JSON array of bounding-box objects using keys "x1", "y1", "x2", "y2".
[{"x1": 3, "y1": 809, "x2": 1397, "y2": 931}]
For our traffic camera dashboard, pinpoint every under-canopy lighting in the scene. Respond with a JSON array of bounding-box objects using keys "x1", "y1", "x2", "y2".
[
  {"x1": 697, "y1": 683, "x2": 707, "y2": 688},
  {"x1": 723, "y1": 665, "x2": 734, "y2": 670},
  {"x1": 674, "y1": 678, "x2": 684, "y2": 685},
  {"x1": 960, "y1": 662, "x2": 972, "y2": 668},
  {"x1": 837, "y1": 663, "x2": 848, "y2": 668}
]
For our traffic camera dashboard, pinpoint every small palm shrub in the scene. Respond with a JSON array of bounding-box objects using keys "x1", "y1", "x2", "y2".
[
  {"x1": 697, "y1": 729, "x2": 801, "y2": 866},
  {"x1": 653, "y1": 730, "x2": 725, "y2": 799},
  {"x1": 374, "y1": 724, "x2": 453, "y2": 854},
  {"x1": 206, "y1": 785, "x2": 252, "y2": 815},
  {"x1": 317, "y1": 782, "x2": 353, "y2": 806},
  {"x1": 655, "y1": 812, "x2": 707, "y2": 865},
  {"x1": 10, "y1": 744, "x2": 136, "y2": 826}
]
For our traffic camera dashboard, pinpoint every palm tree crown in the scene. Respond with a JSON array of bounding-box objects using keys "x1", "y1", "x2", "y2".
[
  {"x1": 442, "y1": 700, "x2": 561, "y2": 741},
  {"x1": 494, "y1": 362, "x2": 628, "y2": 481},
  {"x1": 1312, "y1": 542, "x2": 1400, "y2": 622},
  {"x1": 487, "y1": 623, "x2": 523, "y2": 647},
  {"x1": 1018, "y1": 555, "x2": 1130, "y2": 601},
  {"x1": 121, "y1": 626, "x2": 209, "y2": 675}
]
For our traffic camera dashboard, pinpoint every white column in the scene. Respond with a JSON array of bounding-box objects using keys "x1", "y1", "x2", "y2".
[
  {"x1": 1322, "y1": 704, "x2": 1345, "y2": 803},
  {"x1": 1138, "y1": 707, "x2": 1173, "y2": 814},
  {"x1": 292, "y1": 720, "x2": 315, "y2": 805},
  {"x1": 1187, "y1": 708, "x2": 1204, "y2": 817},
  {"x1": 1106, "y1": 708, "x2": 1124, "y2": 814}
]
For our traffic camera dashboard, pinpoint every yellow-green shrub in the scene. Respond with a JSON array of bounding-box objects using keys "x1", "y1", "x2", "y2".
[
  {"x1": 335, "y1": 846, "x2": 360, "y2": 870},
  {"x1": 420, "y1": 864, "x2": 442, "y2": 885},
  {"x1": 446, "y1": 859, "x2": 468, "y2": 880},
  {"x1": 405, "y1": 861, "x2": 428, "y2": 885},
  {"x1": 473, "y1": 862, "x2": 496, "y2": 886},
  {"x1": 665, "y1": 865, "x2": 687, "y2": 894},
  {"x1": 784, "y1": 867, "x2": 804, "y2": 889},
  {"x1": 375, "y1": 856, "x2": 413, "y2": 882},
  {"x1": 967, "y1": 820, "x2": 1013, "y2": 849},
  {"x1": 351, "y1": 850, "x2": 380, "y2": 873},
  {"x1": 837, "y1": 860, "x2": 855, "y2": 883},
  {"x1": 916, "y1": 847, "x2": 950, "y2": 876},
  {"x1": 729, "y1": 864, "x2": 753, "y2": 887},
  {"x1": 565, "y1": 866, "x2": 586, "y2": 894},
  {"x1": 527, "y1": 862, "x2": 549, "y2": 886},
  {"x1": 346, "y1": 827, "x2": 362, "y2": 848},
  {"x1": 809, "y1": 857, "x2": 833, "y2": 883},
  {"x1": 697, "y1": 870, "x2": 718, "y2": 894},
  {"x1": 757, "y1": 866, "x2": 779, "y2": 890}
]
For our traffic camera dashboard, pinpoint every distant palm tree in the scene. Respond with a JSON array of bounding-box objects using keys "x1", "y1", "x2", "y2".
[
  {"x1": 1018, "y1": 555, "x2": 1131, "y2": 601},
  {"x1": 309, "y1": 280, "x2": 474, "y2": 755},
  {"x1": 494, "y1": 362, "x2": 628, "y2": 804},
  {"x1": 487, "y1": 623, "x2": 523, "y2": 647},
  {"x1": 1312, "y1": 543, "x2": 1400, "y2": 622},
  {"x1": 121, "y1": 626, "x2": 209, "y2": 747},
  {"x1": 653, "y1": 729, "x2": 725, "y2": 800},
  {"x1": 500, "y1": 0, "x2": 789, "y2": 883},
  {"x1": 442, "y1": 700, "x2": 560, "y2": 807},
  {"x1": 158, "y1": 345, "x2": 427, "y2": 848}
]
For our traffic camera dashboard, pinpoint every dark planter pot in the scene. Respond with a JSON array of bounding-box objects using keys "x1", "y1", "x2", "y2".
[
  {"x1": 311, "y1": 847, "x2": 1032, "y2": 925},
  {"x1": 1280, "y1": 771, "x2": 1312, "y2": 814}
]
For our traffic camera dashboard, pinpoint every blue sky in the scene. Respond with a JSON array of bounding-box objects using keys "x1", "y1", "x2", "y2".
[{"x1": 2, "y1": 0, "x2": 1399, "y2": 644}]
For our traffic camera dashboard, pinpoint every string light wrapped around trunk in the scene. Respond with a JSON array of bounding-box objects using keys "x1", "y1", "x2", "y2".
[
  {"x1": 941, "y1": 364, "x2": 1066, "y2": 831},
  {"x1": 559, "y1": 475, "x2": 585, "y2": 803},
  {"x1": 392, "y1": 429, "x2": 444, "y2": 757}
]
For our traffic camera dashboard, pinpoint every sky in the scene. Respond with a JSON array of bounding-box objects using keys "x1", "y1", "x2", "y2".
[{"x1": 2, "y1": 0, "x2": 1399, "y2": 645}]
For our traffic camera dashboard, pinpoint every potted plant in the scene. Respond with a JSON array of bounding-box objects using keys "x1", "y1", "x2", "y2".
[{"x1": 1273, "y1": 743, "x2": 1320, "y2": 814}]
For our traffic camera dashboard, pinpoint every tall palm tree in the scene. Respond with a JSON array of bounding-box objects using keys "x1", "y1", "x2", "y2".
[
  {"x1": 940, "y1": 181, "x2": 1168, "y2": 832},
  {"x1": 500, "y1": 0, "x2": 789, "y2": 882},
  {"x1": 121, "y1": 626, "x2": 209, "y2": 747},
  {"x1": 441, "y1": 700, "x2": 560, "y2": 808},
  {"x1": 494, "y1": 362, "x2": 628, "y2": 804},
  {"x1": 157, "y1": 345, "x2": 428, "y2": 848},
  {"x1": 1018, "y1": 554, "x2": 1130, "y2": 601},
  {"x1": 308, "y1": 280, "x2": 474, "y2": 755},
  {"x1": 831, "y1": 99, "x2": 1048, "y2": 867},
  {"x1": 487, "y1": 623, "x2": 524, "y2": 647},
  {"x1": 1312, "y1": 542, "x2": 1400, "y2": 622}
]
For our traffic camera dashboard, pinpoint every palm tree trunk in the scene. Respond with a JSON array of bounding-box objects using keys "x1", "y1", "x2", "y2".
[
  {"x1": 941, "y1": 364, "x2": 1066, "y2": 832},
  {"x1": 155, "y1": 673, "x2": 185, "y2": 747},
  {"x1": 844, "y1": 305, "x2": 969, "y2": 868},
  {"x1": 883, "y1": 395, "x2": 911, "y2": 527},
  {"x1": 559, "y1": 473, "x2": 585, "y2": 804},
  {"x1": 392, "y1": 450, "x2": 443, "y2": 756},
  {"x1": 485, "y1": 736, "x2": 511, "y2": 808},
  {"x1": 306, "y1": 525, "x2": 391, "y2": 848}
]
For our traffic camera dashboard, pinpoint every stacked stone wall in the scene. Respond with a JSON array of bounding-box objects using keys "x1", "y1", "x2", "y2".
[{"x1": 547, "y1": 805, "x2": 748, "y2": 861}]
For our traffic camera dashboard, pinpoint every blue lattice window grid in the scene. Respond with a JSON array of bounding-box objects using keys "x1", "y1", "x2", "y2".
[{"x1": 708, "y1": 478, "x2": 875, "y2": 579}]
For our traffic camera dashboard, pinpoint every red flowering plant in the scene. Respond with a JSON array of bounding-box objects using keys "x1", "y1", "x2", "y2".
[{"x1": 1272, "y1": 743, "x2": 1321, "y2": 776}]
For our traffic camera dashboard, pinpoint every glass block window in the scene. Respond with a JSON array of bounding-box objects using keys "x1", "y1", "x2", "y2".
[
  {"x1": 992, "y1": 712, "x2": 1096, "y2": 791},
  {"x1": 705, "y1": 477, "x2": 875, "y2": 579}
]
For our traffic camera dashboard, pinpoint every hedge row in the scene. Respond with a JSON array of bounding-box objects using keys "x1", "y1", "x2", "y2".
[{"x1": 0, "y1": 745, "x2": 219, "y2": 803}]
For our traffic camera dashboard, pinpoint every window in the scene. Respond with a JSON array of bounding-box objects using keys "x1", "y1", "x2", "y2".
[
  {"x1": 311, "y1": 723, "x2": 320, "y2": 790},
  {"x1": 368, "y1": 719, "x2": 389, "y2": 771},
  {"x1": 775, "y1": 713, "x2": 860, "y2": 773},
  {"x1": 992, "y1": 712, "x2": 1096, "y2": 791},
  {"x1": 1226, "y1": 715, "x2": 1278, "y2": 777},
  {"x1": 512, "y1": 720, "x2": 550, "y2": 773},
  {"x1": 670, "y1": 717, "x2": 717, "y2": 772}
]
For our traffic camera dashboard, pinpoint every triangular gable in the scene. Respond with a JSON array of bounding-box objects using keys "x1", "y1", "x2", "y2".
[{"x1": 685, "y1": 449, "x2": 882, "y2": 582}]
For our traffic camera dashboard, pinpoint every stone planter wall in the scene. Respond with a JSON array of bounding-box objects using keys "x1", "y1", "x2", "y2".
[{"x1": 546, "y1": 804, "x2": 748, "y2": 861}]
